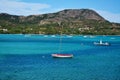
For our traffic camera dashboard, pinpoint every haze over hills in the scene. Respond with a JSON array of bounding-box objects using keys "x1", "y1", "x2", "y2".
[{"x1": 0, "y1": 9, "x2": 120, "y2": 35}]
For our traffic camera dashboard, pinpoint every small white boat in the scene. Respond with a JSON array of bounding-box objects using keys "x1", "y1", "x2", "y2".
[
  {"x1": 44, "y1": 35, "x2": 48, "y2": 37},
  {"x1": 52, "y1": 54, "x2": 73, "y2": 58},
  {"x1": 51, "y1": 35, "x2": 56, "y2": 37},
  {"x1": 24, "y1": 34, "x2": 31, "y2": 37},
  {"x1": 67, "y1": 35, "x2": 73, "y2": 38},
  {"x1": 94, "y1": 40, "x2": 110, "y2": 46}
]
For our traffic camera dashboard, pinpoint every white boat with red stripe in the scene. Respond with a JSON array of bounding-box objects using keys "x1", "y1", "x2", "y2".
[{"x1": 52, "y1": 54, "x2": 73, "y2": 58}]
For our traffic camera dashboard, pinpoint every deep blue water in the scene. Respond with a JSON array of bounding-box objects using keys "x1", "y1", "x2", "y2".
[{"x1": 0, "y1": 34, "x2": 120, "y2": 80}]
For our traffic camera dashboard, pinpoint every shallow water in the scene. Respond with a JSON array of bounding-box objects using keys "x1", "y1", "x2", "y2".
[{"x1": 0, "y1": 34, "x2": 120, "y2": 80}]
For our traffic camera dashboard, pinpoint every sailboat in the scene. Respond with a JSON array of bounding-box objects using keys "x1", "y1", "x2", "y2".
[{"x1": 51, "y1": 22, "x2": 73, "y2": 58}]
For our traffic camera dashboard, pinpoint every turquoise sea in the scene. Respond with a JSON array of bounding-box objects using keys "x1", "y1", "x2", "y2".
[{"x1": 0, "y1": 34, "x2": 120, "y2": 80}]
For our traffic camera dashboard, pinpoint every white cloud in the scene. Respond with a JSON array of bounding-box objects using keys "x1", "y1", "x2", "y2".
[
  {"x1": 0, "y1": 0, "x2": 50, "y2": 15},
  {"x1": 95, "y1": 10, "x2": 120, "y2": 23}
]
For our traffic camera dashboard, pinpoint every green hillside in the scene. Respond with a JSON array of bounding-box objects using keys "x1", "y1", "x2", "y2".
[{"x1": 0, "y1": 9, "x2": 120, "y2": 35}]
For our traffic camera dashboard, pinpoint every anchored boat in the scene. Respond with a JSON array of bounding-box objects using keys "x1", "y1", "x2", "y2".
[
  {"x1": 51, "y1": 23, "x2": 73, "y2": 58},
  {"x1": 94, "y1": 40, "x2": 110, "y2": 46},
  {"x1": 52, "y1": 54, "x2": 73, "y2": 58}
]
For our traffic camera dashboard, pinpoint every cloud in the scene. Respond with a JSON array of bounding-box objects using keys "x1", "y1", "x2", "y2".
[
  {"x1": 95, "y1": 10, "x2": 120, "y2": 23},
  {"x1": 0, "y1": 0, "x2": 50, "y2": 15}
]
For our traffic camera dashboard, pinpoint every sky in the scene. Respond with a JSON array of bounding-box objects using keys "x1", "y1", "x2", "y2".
[{"x1": 0, "y1": 0, "x2": 120, "y2": 23}]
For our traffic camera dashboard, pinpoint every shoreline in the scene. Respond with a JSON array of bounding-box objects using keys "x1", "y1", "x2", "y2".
[{"x1": 0, "y1": 33, "x2": 120, "y2": 36}]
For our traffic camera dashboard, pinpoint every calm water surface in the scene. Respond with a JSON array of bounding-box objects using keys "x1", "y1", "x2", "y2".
[{"x1": 0, "y1": 34, "x2": 120, "y2": 80}]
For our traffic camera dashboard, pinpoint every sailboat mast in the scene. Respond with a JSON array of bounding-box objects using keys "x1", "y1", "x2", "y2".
[{"x1": 58, "y1": 22, "x2": 63, "y2": 53}]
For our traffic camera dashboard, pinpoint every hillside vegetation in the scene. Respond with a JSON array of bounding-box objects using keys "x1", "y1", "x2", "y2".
[{"x1": 0, "y1": 9, "x2": 120, "y2": 35}]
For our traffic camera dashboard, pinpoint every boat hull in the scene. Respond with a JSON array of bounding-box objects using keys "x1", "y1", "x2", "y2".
[
  {"x1": 94, "y1": 42, "x2": 110, "y2": 46},
  {"x1": 52, "y1": 54, "x2": 73, "y2": 58}
]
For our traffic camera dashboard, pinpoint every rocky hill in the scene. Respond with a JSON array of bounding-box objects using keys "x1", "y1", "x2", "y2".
[{"x1": 0, "y1": 9, "x2": 120, "y2": 35}]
